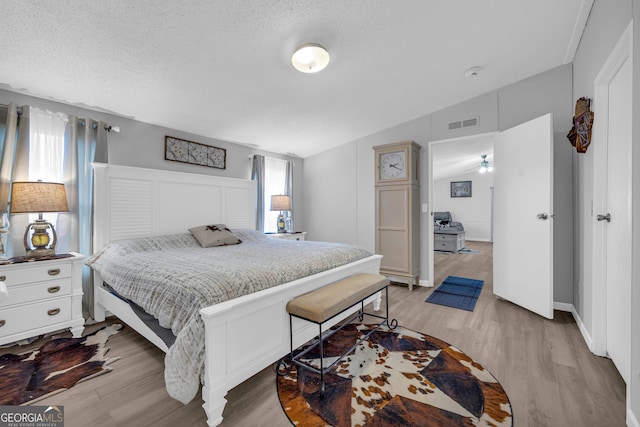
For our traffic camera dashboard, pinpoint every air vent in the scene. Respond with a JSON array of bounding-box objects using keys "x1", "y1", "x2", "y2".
[{"x1": 448, "y1": 116, "x2": 479, "y2": 131}]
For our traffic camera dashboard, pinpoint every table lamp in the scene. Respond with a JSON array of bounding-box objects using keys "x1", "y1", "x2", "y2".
[
  {"x1": 10, "y1": 181, "x2": 69, "y2": 257},
  {"x1": 270, "y1": 195, "x2": 291, "y2": 233}
]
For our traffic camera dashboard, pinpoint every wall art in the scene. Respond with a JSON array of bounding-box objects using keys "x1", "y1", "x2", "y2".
[
  {"x1": 165, "y1": 136, "x2": 226, "y2": 169},
  {"x1": 450, "y1": 180, "x2": 472, "y2": 198}
]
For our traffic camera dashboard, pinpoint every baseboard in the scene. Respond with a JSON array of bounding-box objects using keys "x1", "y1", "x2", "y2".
[
  {"x1": 553, "y1": 302, "x2": 573, "y2": 312},
  {"x1": 570, "y1": 304, "x2": 594, "y2": 352},
  {"x1": 419, "y1": 279, "x2": 432, "y2": 287},
  {"x1": 629, "y1": 408, "x2": 640, "y2": 427}
]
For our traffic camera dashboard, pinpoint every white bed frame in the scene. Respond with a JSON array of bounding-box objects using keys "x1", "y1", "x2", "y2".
[{"x1": 90, "y1": 163, "x2": 383, "y2": 427}]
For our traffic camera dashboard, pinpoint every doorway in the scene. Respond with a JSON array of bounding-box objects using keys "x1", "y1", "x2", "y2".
[{"x1": 427, "y1": 133, "x2": 496, "y2": 287}]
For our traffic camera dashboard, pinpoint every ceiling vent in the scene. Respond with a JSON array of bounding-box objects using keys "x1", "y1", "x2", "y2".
[{"x1": 448, "y1": 116, "x2": 479, "y2": 131}]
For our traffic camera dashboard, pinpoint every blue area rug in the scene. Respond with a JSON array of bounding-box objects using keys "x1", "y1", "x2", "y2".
[{"x1": 425, "y1": 276, "x2": 484, "y2": 311}]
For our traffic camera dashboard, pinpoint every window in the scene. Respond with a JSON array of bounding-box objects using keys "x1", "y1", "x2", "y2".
[
  {"x1": 263, "y1": 157, "x2": 288, "y2": 233},
  {"x1": 28, "y1": 107, "x2": 68, "y2": 225}
]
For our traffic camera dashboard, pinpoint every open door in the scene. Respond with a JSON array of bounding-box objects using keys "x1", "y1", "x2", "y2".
[{"x1": 493, "y1": 113, "x2": 553, "y2": 319}]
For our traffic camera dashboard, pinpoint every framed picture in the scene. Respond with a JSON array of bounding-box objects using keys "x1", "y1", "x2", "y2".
[
  {"x1": 451, "y1": 180, "x2": 472, "y2": 198},
  {"x1": 164, "y1": 136, "x2": 226, "y2": 169}
]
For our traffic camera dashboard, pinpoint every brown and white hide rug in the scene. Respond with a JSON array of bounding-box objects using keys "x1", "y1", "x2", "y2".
[
  {"x1": 277, "y1": 324, "x2": 512, "y2": 427},
  {"x1": 0, "y1": 324, "x2": 122, "y2": 405}
]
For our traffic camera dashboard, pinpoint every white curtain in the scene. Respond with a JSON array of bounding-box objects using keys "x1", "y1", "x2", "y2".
[{"x1": 27, "y1": 108, "x2": 69, "y2": 234}]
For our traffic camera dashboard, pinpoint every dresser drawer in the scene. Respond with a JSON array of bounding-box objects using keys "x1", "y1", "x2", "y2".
[
  {"x1": 1, "y1": 263, "x2": 71, "y2": 286},
  {"x1": 0, "y1": 279, "x2": 72, "y2": 308},
  {"x1": 434, "y1": 233, "x2": 456, "y2": 243},
  {"x1": 436, "y1": 240, "x2": 456, "y2": 251},
  {"x1": 0, "y1": 298, "x2": 72, "y2": 338}
]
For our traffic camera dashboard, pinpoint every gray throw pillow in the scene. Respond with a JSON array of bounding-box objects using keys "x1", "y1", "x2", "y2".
[{"x1": 188, "y1": 224, "x2": 242, "y2": 247}]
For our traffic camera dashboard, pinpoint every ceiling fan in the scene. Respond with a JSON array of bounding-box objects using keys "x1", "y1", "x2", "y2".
[{"x1": 478, "y1": 154, "x2": 493, "y2": 174}]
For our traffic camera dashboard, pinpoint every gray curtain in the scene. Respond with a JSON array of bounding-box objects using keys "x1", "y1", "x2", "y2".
[
  {"x1": 0, "y1": 103, "x2": 22, "y2": 258},
  {"x1": 251, "y1": 154, "x2": 265, "y2": 231},
  {"x1": 58, "y1": 116, "x2": 108, "y2": 319},
  {"x1": 284, "y1": 160, "x2": 294, "y2": 231},
  {"x1": 0, "y1": 102, "x2": 20, "y2": 214},
  {"x1": 6, "y1": 106, "x2": 31, "y2": 257}
]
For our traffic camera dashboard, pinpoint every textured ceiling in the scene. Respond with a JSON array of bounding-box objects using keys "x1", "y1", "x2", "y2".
[{"x1": 0, "y1": 1, "x2": 588, "y2": 158}]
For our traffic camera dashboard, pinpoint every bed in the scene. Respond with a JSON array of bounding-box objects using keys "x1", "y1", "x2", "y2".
[{"x1": 89, "y1": 163, "x2": 383, "y2": 427}]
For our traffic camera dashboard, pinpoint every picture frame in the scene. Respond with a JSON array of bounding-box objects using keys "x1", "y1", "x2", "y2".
[
  {"x1": 164, "y1": 136, "x2": 226, "y2": 170},
  {"x1": 450, "y1": 180, "x2": 472, "y2": 198}
]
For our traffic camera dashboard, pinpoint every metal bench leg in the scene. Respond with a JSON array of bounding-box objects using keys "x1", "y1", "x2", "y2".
[{"x1": 319, "y1": 323, "x2": 325, "y2": 398}]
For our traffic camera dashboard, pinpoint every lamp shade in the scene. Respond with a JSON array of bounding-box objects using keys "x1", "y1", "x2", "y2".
[
  {"x1": 270, "y1": 195, "x2": 291, "y2": 211},
  {"x1": 10, "y1": 182, "x2": 69, "y2": 214}
]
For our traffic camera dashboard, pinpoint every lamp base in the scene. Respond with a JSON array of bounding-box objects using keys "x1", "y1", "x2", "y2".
[
  {"x1": 26, "y1": 247, "x2": 56, "y2": 257},
  {"x1": 276, "y1": 212, "x2": 286, "y2": 233},
  {"x1": 23, "y1": 219, "x2": 58, "y2": 258}
]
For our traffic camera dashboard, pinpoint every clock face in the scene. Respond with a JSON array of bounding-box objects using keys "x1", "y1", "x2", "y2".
[{"x1": 380, "y1": 151, "x2": 406, "y2": 179}]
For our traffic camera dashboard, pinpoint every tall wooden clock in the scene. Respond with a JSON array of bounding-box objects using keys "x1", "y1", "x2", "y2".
[{"x1": 374, "y1": 141, "x2": 421, "y2": 290}]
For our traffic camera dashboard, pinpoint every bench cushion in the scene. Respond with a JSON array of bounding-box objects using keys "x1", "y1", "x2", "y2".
[{"x1": 286, "y1": 273, "x2": 388, "y2": 323}]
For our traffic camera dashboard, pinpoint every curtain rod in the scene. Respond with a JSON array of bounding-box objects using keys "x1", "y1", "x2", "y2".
[{"x1": 15, "y1": 107, "x2": 119, "y2": 133}]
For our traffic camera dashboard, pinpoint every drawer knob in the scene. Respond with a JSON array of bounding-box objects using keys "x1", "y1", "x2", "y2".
[
  {"x1": 48, "y1": 269, "x2": 61, "y2": 276},
  {"x1": 0, "y1": 320, "x2": 5, "y2": 327},
  {"x1": 0, "y1": 275, "x2": 5, "y2": 281},
  {"x1": 48, "y1": 286, "x2": 61, "y2": 293},
  {"x1": 47, "y1": 308, "x2": 61, "y2": 316}
]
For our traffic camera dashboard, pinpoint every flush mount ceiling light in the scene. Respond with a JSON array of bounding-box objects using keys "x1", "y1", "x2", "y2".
[
  {"x1": 479, "y1": 154, "x2": 493, "y2": 174},
  {"x1": 291, "y1": 43, "x2": 330, "y2": 73}
]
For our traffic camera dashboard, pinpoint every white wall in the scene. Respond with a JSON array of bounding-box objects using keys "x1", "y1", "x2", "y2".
[
  {"x1": 433, "y1": 170, "x2": 494, "y2": 241},
  {"x1": 632, "y1": 1, "x2": 640, "y2": 423}
]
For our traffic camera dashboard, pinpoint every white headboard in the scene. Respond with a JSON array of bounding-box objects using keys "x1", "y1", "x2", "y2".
[{"x1": 92, "y1": 163, "x2": 257, "y2": 251}]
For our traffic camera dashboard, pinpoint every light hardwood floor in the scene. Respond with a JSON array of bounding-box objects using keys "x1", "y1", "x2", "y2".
[{"x1": 4, "y1": 241, "x2": 626, "y2": 426}]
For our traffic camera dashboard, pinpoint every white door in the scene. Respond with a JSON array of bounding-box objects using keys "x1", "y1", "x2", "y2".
[
  {"x1": 493, "y1": 114, "x2": 554, "y2": 319},
  {"x1": 603, "y1": 54, "x2": 632, "y2": 383}
]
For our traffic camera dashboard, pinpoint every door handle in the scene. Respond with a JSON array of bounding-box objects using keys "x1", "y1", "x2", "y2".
[{"x1": 597, "y1": 213, "x2": 611, "y2": 222}]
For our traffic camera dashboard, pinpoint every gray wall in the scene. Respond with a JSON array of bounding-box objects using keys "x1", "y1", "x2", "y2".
[
  {"x1": 0, "y1": 89, "x2": 305, "y2": 231},
  {"x1": 571, "y1": 0, "x2": 632, "y2": 335},
  {"x1": 570, "y1": 0, "x2": 638, "y2": 421},
  {"x1": 304, "y1": 63, "x2": 574, "y2": 302}
]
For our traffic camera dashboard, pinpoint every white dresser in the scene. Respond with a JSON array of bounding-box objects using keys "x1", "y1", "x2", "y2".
[
  {"x1": 0, "y1": 253, "x2": 85, "y2": 345},
  {"x1": 434, "y1": 232, "x2": 466, "y2": 253}
]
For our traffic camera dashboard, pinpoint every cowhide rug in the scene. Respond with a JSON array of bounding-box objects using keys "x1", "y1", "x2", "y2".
[
  {"x1": 0, "y1": 323, "x2": 122, "y2": 405},
  {"x1": 277, "y1": 324, "x2": 512, "y2": 427}
]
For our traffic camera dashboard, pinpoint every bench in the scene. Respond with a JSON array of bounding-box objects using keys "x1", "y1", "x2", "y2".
[{"x1": 277, "y1": 273, "x2": 398, "y2": 396}]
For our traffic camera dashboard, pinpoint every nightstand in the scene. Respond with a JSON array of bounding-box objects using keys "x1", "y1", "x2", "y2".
[
  {"x1": 265, "y1": 232, "x2": 307, "y2": 241},
  {"x1": 0, "y1": 253, "x2": 85, "y2": 346}
]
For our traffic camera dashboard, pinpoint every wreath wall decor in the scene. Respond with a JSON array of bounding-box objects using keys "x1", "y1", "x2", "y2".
[
  {"x1": 567, "y1": 97, "x2": 594, "y2": 153},
  {"x1": 164, "y1": 136, "x2": 226, "y2": 169}
]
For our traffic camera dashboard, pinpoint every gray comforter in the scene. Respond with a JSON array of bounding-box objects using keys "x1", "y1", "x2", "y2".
[{"x1": 85, "y1": 229, "x2": 372, "y2": 403}]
